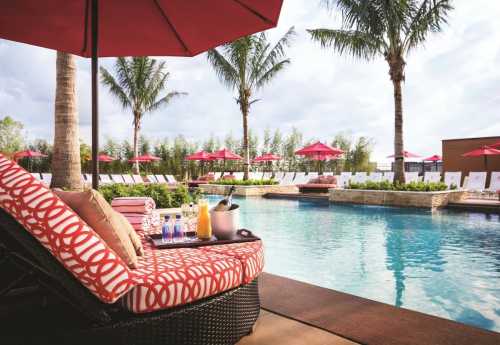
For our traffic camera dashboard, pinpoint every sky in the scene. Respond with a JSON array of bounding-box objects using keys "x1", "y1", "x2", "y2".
[{"x1": 0, "y1": 0, "x2": 499, "y2": 162}]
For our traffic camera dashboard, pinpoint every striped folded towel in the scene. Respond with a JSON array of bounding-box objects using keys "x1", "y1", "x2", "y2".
[
  {"x1": 122, "y1": 213, "x2": 151, "y2": 232},
  {"x1": 111, "y1": 197, "x2": 156, "y2": 215}
]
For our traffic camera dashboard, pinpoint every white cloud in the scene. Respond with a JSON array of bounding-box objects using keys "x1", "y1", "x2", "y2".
[{"x1": 0, "y1": 0, "x2": 499, "y2": 162}]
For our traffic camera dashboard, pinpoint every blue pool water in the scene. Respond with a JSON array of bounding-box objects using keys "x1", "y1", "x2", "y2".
[{"x1": 207, "y1": 196, "x2": 500, "y2": 332}]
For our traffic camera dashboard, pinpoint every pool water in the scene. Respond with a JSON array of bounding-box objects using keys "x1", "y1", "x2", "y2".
[{"x1": 207, "y1": 196, "x2": 500, "y2": 332}]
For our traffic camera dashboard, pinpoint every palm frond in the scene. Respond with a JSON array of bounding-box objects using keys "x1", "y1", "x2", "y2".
[
  {"x1": 148, "y1": 91, "x2": 187, "y2": 113},
  {"x1": 256, "y1": 59, "x2": 291, "y2": 89},
  {"x1": 100, "y1": 66, "x2": 131, "y2": 109},
  {"x1": 308, "y1": 28, "x2": 383, "y2": 60},
  {"x1": 206, "y1": 48, "x2": 239, "y2": 89}
]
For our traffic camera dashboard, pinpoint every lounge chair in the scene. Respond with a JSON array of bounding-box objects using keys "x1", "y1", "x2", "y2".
[
  {"x1": 337, "y1": 172, "x2": 352, "y2": 188},
  {"x1": 84, "y1": 173, "x2": 92, "y2": 183},
  {"x1": 155, "y1": 174, "x2": 168, "y2": 184},
  {"x1": 248, "y1": 172, "x2": 262, "y2": 180},
  {"x1": 297, "y1": 175, "x2": 337, "y2": 193},
  {"x1": 233, "y1": 172, "x2": 244, "y2": 180},
  {"x1": 165, "y1": 174, "x2": 178, "y2": 184},
  {"x1": 110, "y1": 174, "x2": 125, "y2": 184},
  {"x1": 122, "y1": 174, "x2": 135, "y2": 184},
  {"x1": 444, "y1": 171, "x2": 462, "y2": 189},
  {"x1": 352, "y1": 172, "x2": 367, "y2": 184},
  {"x1": 488, "y1": 171, "x2": 500, "y2": 192},
  {"x1": 0, "y1": 155, "x2": 262, "y2": 345},
  {"x1": 132, "y1": 175, "x2": 144, "y2": 184},
  {"x1": 99, "y1": 174, "x2": 113, "y2": 185},
  {"x1": 465, "y1": 172, "x2": 487, "y2": 191},
  {"x1": 147, "y1": 175, "x2": 158, "y2": 183},
  {"x1": 293, "y1": 172, "x2": 308, "y2": 185},
  {"x1": 41, "y1": 173, "x2": 52, "y2": 186},
  {"x1": 383, "y1": 171, "x2": 394, "y2": 182},
  {"x1": 279, "y1": 172, "x2": 295, "y2": 185},
  {"x1": 405, "y1": 172, "x2": 419, "y2": 183},
  {"x1": 424, "y1": 172, "x2": 441, "y2": 183},
  {"x1": 367, "y1": 172, "x2": 382, "y2": 183},
  {"x1": 307, "y1": 172, "x2": 318, "y2": 182}
]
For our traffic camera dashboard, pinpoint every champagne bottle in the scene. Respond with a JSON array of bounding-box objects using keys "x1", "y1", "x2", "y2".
[{"x1": 214, "y1": 186, "x2": 236, "y2": 211}]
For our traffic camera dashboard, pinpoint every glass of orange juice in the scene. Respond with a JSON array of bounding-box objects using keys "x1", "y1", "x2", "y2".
[{"x1": 197, "y1": 199, "x2": 212, "y2": 240}]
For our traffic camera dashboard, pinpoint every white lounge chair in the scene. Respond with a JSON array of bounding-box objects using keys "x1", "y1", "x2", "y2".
[
  {"x1": 165, "y1": 175, "x2": 178, "y2": 184},
  {"x1": 99, "y1": 174, "x2": 113, "y2": 185},
  {"x1": 465, "y1": 172, "x2": 487, "y2": 191},
  {"x1": 31, "y1": 173, "x2": 42, "y2": 181},
  {"x1": 488, "y1": 171, "x2": 500, "y2": 192},
  {"x1": 84, "y1": 173, "x2": 92, "y2": 183},
  {"x1": 424, "y1": 172, "x2": 441, "y2": 183},
  {"x1": 147, "y1": 175, "x2": 158, "y2": 183},
  {"x1": 444, "y1": 171, "x2": 461, "y2": 189},
  {"x1": 262, "y1": 172, "x2": 272, "y2": 180},
  {"x1": 307, "y1": 172, "x2": 318, "y2": 181},
  {"x1": 352, "y1": 172, "x2": 367, "y2": 184},
  {"x1": 122, "y1": 175, "x2": 135, "y2": 184},
  {"x1": 367, "y1": 172, "x2": 382, "y2": 183},
  {"x1": 233, "y1": 172, "x2": 244, "y2": 180},
  {"x1": 293, "y1": 172, "x2": 308, "y2": 185},
  {"x1": 279, "y1": 172, "x2": 295, "y2": 185},
  {"x1": 155, "y1": 175, "x2": 168, "y2": 184},
  {"x1": 383, "y1": 172, "x2": 394, "y2": 182},
  {"x1": 273, "y1": 172, "x2": 285, "y2": 181},
  {"x1": 248, "y1": 172, "x2": 262, "y2": 180},
  {"x1": 110, "y1": 174, "x2": 125, "y2": 184},
  {"x1": 132, "y1": 175, "x2": 144, "y2": 184},
  {"x1": 41, "y1": 173, "x2": 52, "y2": 186},
  {"x1": 338, "y1": 172, "x2": 352, "y2": 187},
  {"x1": 405, "y1": 172, "x2": 419, "y2": 183}
]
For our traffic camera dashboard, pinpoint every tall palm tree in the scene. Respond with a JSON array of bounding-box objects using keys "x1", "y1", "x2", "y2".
[
  {"x1": 207, "y1": 27, "x2": 295, "y2": 180},
  {"x1": 51, "y1": 52, "x2": 83, "y2": 190},
  {"x1": 100, "y1": 57, "x2": 185, "y2": 173},
  {"x1": 308, "y1": 0, "x2": 452, "y2": 183}
]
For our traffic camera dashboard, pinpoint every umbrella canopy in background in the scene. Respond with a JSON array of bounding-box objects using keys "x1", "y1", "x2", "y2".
[
  {"x1": 462, "y1": 146, "x2": 500, "y2": 169},
  {"x1": 13, "y1": 150, "x2": 48, "y2": 172},
  {"x1": 210, "y1": 149, "x2": 243, "y2": 173},
  {"x1": 423, "y1": 154, "x2": 442, "y2": 172},
  {"x1": 489, "y1": 141, "x2": 500, "y2": 149},
  {"x1": 97, "y1": 154, "x2": 116, "y2": 162},
  {"x1": 253, "y1": 153, "x2": 281, "y2": 173},
  {"x1": 0, "y1": 0, "x2": 284, "y2": 189},
  {"x1": 295, "y1": 142, "x2": 343, "y2": 174},
  {"x1": 128, "y1": 154, "x2": 161, "y2": 163},
  {"x1": 185, "y1": 150, "x2": 215, "y2": 176},
  {"x1": 387, "y1": 150, "x2": 421, "y2": 159}
]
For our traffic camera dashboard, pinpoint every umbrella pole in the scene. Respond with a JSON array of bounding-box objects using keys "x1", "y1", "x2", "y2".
[{"x1": 91, "y1": 0, "x2": 100, "y2": 190}]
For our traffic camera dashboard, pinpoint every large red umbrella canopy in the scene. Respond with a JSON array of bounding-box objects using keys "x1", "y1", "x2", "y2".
[
  {"x1": 488, "y1": 141, "x2": 500, "y2": 149},
  {"x1": 0, "y1": 0, "x2": 284, "y2": 58},
  {"x1": 295, "y1": 141, "x2": 344, "y2": 156},
  {"x1": 185, "y1": 151, "x2": 215, "y2": 161},
  {"x1": 210, "y1": 149, "x2": 243, "y2": 161},
  {"x1": 129, "y1": 154, "x2": 161, "y2": 163},
  {"x1": 462, "y1": 146, "x2": 500, "y2": 157},
  {"x1": 97, "y1": 154, "x2": 116, "y2": 162},
  {"x1": 387, "y1": 150, "x2": 421, "y2": 159},
  {"x1": 253, "y1": 153, "x2": 281, "y2": 162},
  {"x1": 423, "y1": 154, "x2": 442, "y2": 162},
  {"x1": 13, "y1": 150, "x2": 47, "y2": 159}
]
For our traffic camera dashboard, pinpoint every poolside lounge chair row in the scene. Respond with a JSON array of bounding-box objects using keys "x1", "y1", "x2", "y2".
[{"x1": 30, "y1": 173, "x2": 179, "y2": 187}]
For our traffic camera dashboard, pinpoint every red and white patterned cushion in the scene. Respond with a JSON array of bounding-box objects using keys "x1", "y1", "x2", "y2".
[
  {"x1": 124, "y1": 234, "x2": 243, "y2": 313},
  {"x1": 200, "y1": 241, "x2": 264, "y2": 284},
  {"x1": 0, "y1": 154, "x2": 137, "y2": 303}
]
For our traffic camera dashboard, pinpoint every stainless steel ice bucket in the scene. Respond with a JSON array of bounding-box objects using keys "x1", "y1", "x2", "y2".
[{"x1": 210, "y1": 204, "x2": 240, "y2": 240}]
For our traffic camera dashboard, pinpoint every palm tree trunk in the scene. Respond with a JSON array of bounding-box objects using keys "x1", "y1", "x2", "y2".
[
  {"x1": 51, "y1": 52, "x2": 82, "y2": 190},
  {"x1": 387, "y1": 55, "x2": 406, "y2": 185},
  {"x1": 241, "y1": 100, "x2": 250, "y2": 181},
  {"x1": 133, "y1": 115, "x2": 140, "y2": 174}
]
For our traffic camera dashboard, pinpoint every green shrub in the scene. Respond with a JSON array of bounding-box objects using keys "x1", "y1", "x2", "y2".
[
  {"x1": 210, "y1": 178, "x2": 278, "y2": 186},
  {"x1": 348, "y1": 180, "x2": 449, "y2": 192},
  {"x1": 99, "y1": 184, "x2": 200, "y2": 208}
]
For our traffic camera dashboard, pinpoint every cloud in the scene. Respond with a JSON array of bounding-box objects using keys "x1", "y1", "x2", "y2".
[{"x1": 0, "y1": 1, "x2": 499, "y2": 162}]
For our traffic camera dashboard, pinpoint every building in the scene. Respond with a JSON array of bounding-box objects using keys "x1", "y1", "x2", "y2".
[{"x1": 442, "y1": 136, "x2": 500, "y2": 186}]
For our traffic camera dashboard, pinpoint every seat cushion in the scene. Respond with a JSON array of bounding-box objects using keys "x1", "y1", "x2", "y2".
[
  {"x1": 125, "y1": 237, "x2": 243, "y2": 313},
  {"x1": 54, "y1": 189, "x2": 139, "y2": 268},
  {"x1": 0, "y1": 154, "x2": 137, "y2": 303},
  {"x1": 200, "y1": 241, "x2": 264, "y2": 284}
]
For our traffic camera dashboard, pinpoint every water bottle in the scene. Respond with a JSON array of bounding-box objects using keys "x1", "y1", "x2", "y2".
[
  {"x1": 173, "y1": 214, "x2": 184, "y2": 242},
  {"x1": 161, "y1": 215, "x2": 172, "y2": 243}
]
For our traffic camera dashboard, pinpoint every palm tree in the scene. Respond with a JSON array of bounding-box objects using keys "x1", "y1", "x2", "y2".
[
  {"x1": 51, "y1": 52, "x2": 83, "y2": 190},
  {"x1": 308, "y1": 0, "x2": 452, "y2": 183},
  {"x1": 100, "y1": 57, "x2": 185, "y2": 173},
  {"x1": 207, "y1": 27, "x2": 295, "y2": 180}
]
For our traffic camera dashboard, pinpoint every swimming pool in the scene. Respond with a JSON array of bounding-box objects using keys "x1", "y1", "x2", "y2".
[{"x1": 207, "y1": 196, "x2": 500, "y2": 332}]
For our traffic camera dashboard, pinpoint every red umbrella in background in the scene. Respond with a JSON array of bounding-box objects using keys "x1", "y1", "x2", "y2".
[
  {"x1": 0, "y1": 0, "x2": 284, "y2": 189},
  {"x1": 462, "y1": 146, "x2": 500, "y2": 169},
  {"x1": 387, "y1": 150, "x2": 421, "y2": 159},
  {"x1": 97, "y1": 154, "x2": 116, "y2": 162},
  {"x1": 210, "y1": 149, "x2": 242, "y2": 172},
  {"x1": 489, "y1": 141, "x2": 500, "y2": 149},
  {"x1": 423, "y1": 154, "x2": 442, "y2": 172},
  {"x1": 13, "y1": 150, "x2": 48, "y2": 172},
  {"x1": 295, "y1": 142, "x2": 343, "y2": 173},
  {"x1": 253, "y1": 153, "x2": 281, "y2": 173},
  {"x1": 129, "y1": 154, "x2": 161, "y2": 163},
  {"x1": 186, "y1": 150, "x2": 215, "y2": 175}
]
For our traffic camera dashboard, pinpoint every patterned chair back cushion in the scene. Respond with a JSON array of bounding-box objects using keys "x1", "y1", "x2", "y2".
[{"x1": 0, "y1": 154, "x2": 137, "y2": 303}]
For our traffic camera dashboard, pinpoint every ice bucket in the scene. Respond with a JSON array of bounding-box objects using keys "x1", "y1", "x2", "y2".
[{"x1": 210, "y1": 204, "x2": 240, "y2": 240}]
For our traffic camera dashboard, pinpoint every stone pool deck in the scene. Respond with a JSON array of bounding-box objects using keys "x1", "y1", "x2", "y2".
[
  {"x1": 199, "y1": 183, "x2": 298, "y2": 196},
  {"x1": 242, "y1": 273, "x2": 500, "y2": 345}
]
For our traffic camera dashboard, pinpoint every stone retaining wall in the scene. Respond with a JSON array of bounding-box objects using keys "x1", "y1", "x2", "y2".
[
  {"x1": 199, "y1": 184, "x2": 298, "y2": 197},
  {"x1": 329, "y1": 189, "x2": 468, "y2": 208}
]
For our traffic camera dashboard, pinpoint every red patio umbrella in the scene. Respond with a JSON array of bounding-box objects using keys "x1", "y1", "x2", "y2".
[
  {"x1": 423, "y1": 154, "x2": 442, "y2": 172},
  {"x1": 253, "y1": 153, "x2": 281, "y2": 162},
  {"x1": 489, "y1": 141, "x2": 500, "y2": 149},
  {"x1": 0, "y1": 0, "x2": 284, "y2": 189},
  {"x1": 387, "y1": 150, "x2": 421, "y2": 159},
  {"x1": 13, "y1": 150, "x2": 48, "y2": 172},
  {"x1": 129, "y1": 154, "x2": 161, "y2": 163},
  {"x1": 210, "y1": 149, "x2": 242, "y2": 173},
  {"x1": 462, "y1": 146, "x2": 500, "y2": 169},
  {"x1": 97, "y1": 154, "x2": 116, "y2": 162},
  {"x1": 186, "y1": 150, "x2": 215, "y2": 176},
  {"x1": 295, "y1": 142, "x2": 343, "y2": 173}
]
